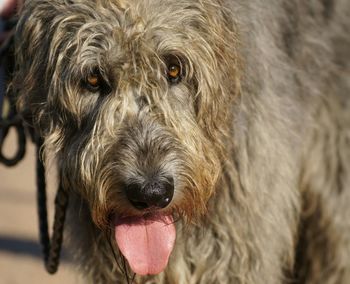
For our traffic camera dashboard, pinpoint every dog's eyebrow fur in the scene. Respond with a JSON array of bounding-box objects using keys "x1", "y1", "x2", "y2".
[{"x1": 13, "y1": 0, "x2": 350, "y2": 283}]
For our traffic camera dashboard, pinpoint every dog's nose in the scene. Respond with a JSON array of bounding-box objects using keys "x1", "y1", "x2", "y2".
[{"x1": 125, "y1": 178, "x2": 174, "y2": 210}]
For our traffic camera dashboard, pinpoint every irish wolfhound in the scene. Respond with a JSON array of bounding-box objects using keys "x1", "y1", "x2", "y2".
[{"x1": 13, "y1": 0, "x2": 350, "y2": 283}]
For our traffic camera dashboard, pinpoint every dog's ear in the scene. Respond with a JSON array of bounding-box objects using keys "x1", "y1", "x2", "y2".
[
  {"x1": 187, "y1": 2, "x2": 240, "y2": 141},
  {"x1": 14, "y1": 1, "x2": 67, "y2": 131},
  {"x1": 14, "y1": 1, "x2": 51, "y2": 127}
]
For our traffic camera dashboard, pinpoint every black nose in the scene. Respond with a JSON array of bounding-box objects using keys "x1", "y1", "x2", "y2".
[{"x1": 125, "y1": 177, "x2": 174, "y2": 210}]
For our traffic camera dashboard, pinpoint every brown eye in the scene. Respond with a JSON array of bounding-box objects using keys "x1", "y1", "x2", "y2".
[
  {"x1": 83, "y1": 70, "x2": 111, "y2": 94},
  {"x1": 87, "y1": 73, "x2": 100, "y2": 88},
  {"x1": 166, "y1": 56, "x2": 183, "y2": 84},
  {"x1": 85, "y1": 72, "x2": 102, "y2": 92},
  {"x1": 168, "y1": 65, "x2": 181, "y2": 80}
]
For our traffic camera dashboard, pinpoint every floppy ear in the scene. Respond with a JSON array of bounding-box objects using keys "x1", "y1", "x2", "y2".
[
  {"x1": 15, "y1": 1, "x2": 52, "y2": 127},
  {"x1": 14, "y1": 0, "x2": 65, "y2": 130},
  {"x1": 190, "y1": 2, "x2": 240, "y2": 141}
]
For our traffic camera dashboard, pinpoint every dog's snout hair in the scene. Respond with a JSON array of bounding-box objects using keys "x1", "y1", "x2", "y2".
[{"x1": 13, "y1": 0, "x2": 350, "y2": 283}]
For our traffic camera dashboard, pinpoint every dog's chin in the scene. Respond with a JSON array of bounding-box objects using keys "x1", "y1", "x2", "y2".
[{"x1": 112, "y1": 212, "x2": 176, "y2": 276}]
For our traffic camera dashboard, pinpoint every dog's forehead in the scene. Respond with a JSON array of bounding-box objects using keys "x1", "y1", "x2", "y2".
[
  {"x1": 93, "y1": 0, "x2": 204, "y2": 33},
  {"x1": 66, "y1": 0, "x2": 205, "y2": 67}
]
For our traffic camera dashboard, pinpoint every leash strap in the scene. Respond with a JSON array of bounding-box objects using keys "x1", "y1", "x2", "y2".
[
  {"x1": 36, "y1": 137, "x2": 69, "y2": 274},
  {"x1": 0, "y1": 19, "x2": 3, "y2": 117},
  {"x1": 0, "y1": 15, "x2": 68, "y2": 275},
  {"x1": 0, "y1": 16, "x2": 26, "y2": 166}
]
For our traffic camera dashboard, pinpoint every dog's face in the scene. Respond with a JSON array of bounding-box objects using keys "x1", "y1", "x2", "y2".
[{"x1": 15, "y1": 0, "x2": 239, "y2": 275}]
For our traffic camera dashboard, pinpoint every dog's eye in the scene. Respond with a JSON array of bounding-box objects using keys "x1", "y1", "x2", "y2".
[
  {"x1": 85, "y1": 72, "x2": 102, "y2": 92},
  {"x1": 83, "y1": 70, "x2": 111, "y2": 94},
  {"x1": 166, "y1": 56, "x2": 183, "y2": 84},
  {"x1": 167, "y1": 65, "x2": 181, "y2": 81},
  {"x1": 87, "y1": 74, "x2": 100, "y2": 88}
]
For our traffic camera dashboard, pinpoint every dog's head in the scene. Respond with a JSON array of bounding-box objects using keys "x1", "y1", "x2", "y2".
[{"x1": 15, "y1": 0, "x2": 239, "y2": 275}]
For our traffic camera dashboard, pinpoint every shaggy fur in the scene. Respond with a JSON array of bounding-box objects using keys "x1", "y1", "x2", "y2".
[{"x1": 14, "y1": 0, "x2": 350, "y2": 283}]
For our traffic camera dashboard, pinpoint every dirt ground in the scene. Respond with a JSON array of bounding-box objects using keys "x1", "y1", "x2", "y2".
[{"x1": 0, "y1": 130, "x2": 81, "y2": 284}]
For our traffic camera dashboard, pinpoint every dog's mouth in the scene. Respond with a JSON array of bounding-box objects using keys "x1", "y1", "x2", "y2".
[{"x1": 113, "y1": 213, "x2": 176, "y2": 275}]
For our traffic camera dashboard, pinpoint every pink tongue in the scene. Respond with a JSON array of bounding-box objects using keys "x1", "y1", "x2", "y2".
[{"x1": 114, "y1": 215, "x2": 176, "y2": 275}]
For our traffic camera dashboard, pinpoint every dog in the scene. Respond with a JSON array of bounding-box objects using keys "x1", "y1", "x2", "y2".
[{"x1": 13, "y1": 0, "x2": 350, "y2": 283}]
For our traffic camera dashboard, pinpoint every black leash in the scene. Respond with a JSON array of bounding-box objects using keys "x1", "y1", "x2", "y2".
[
  {"x1": 0, "y1": 15, "x2": 68, "y2": 275},
  {"x1": 36, "y1": 137, "x2": 69, "y2": 274},
  {"x1": 0, "y1": 16, "x2": 26, "y2": 166}
]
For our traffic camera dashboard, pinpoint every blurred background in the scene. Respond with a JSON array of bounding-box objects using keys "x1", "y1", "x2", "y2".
[
  {"x1": 0, "y1": 2, "x2": 80, "y2": 283},
  {"x1": 0, "y1": 130, "x2": 80, "y2": 284}
]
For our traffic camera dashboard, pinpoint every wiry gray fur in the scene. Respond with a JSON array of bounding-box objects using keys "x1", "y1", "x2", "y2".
[{"x1": 13, "y1": 0, "x2": 350, "y2": 283}]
